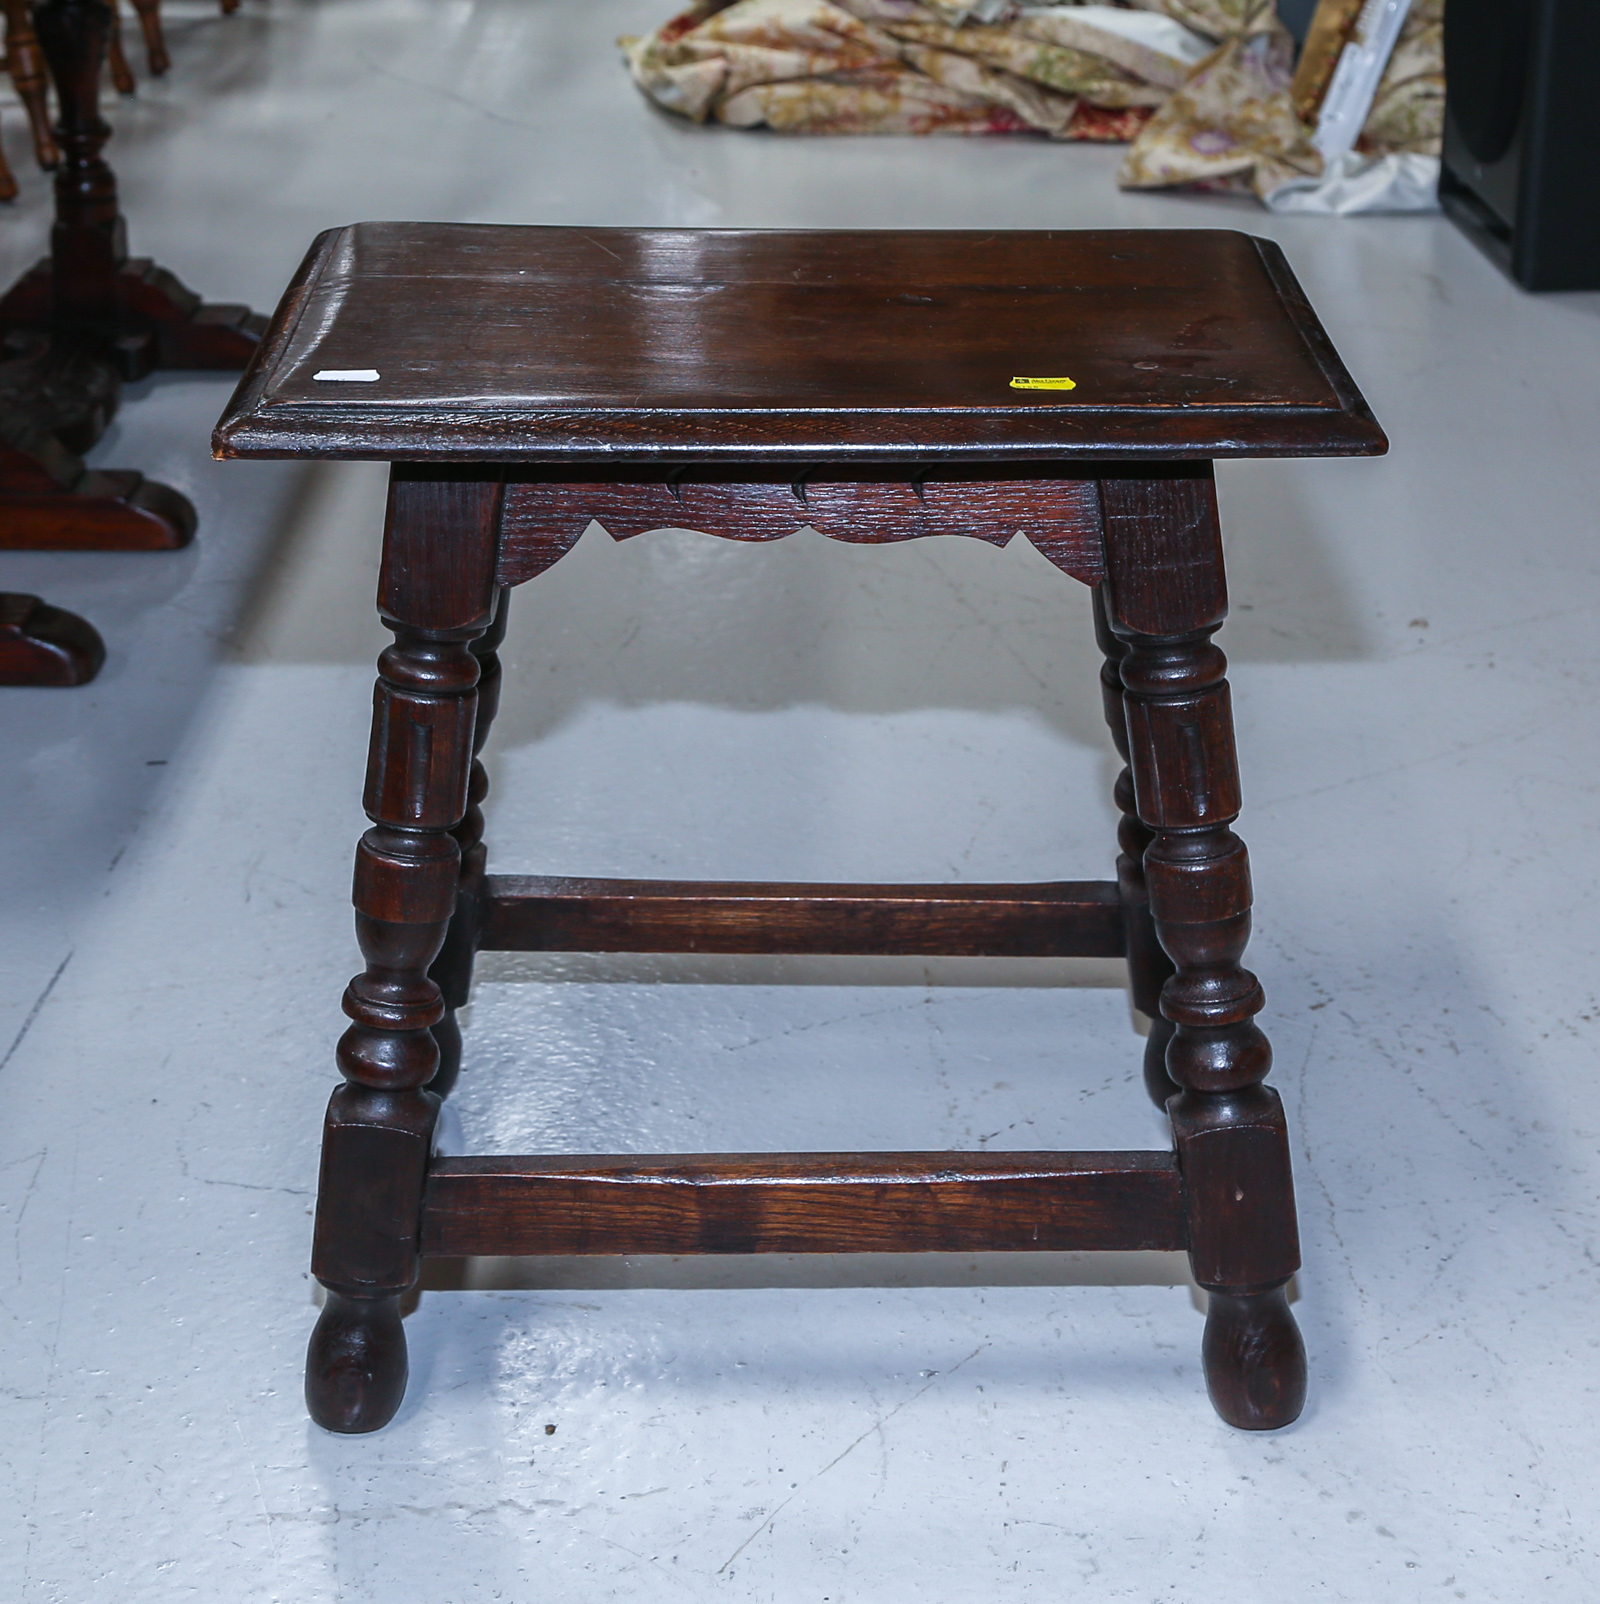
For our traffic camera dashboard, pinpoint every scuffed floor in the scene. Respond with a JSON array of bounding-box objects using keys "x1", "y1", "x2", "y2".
[{"x1": 3, "y1": 2, "x2": 1600, "y2": 1598}]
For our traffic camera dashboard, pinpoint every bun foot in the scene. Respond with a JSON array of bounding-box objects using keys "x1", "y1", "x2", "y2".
[
  {"x1": 1202, "y1": 1285, "x2": 1306, "y2": 1430},
  {"x1": 1143, "y1": 1015, "x2": 1179, "y2": 1108},
  {"x1": 426, "y1": 1008, "x2": 462, "y2": 1099},
  {"x1": 306, "y1": 1290, "x2": 408, "y2": 1433}
]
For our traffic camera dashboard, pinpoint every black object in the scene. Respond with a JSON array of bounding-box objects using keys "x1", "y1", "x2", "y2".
[{"x1": 1440, "y1": 0, "x2": 1600, "y2": 291}]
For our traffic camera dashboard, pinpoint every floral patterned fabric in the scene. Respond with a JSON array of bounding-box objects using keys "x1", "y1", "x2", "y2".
[
  {"x1": 1118, "y1": 0, "x2": 1442, "y2": 200},
  {"x1": 622, "y1": 0, "x2": 1444, "y2": 204},
  {"x1": 622, "y1": 0, "x2": 1203, "y2": 139}
]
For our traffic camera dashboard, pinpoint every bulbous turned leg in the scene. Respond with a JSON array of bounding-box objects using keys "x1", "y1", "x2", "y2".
[
  {"x1": 1094, "y1": 586, "x2": 1178, "y2": 1108},
  {"x1": 305, "y1": 471, "x2": 502, "y2": 1432},
  {"x1": 1101, "y1": 470, "x2": 1305, "y2": 1430},
  {"x1": 426, "y1": 588, "x2": 508, "y2": 1100},
  {"x1": 426, "y1": 1007, "x2": 463, "y2": 1100},
  {"x1": 1142, "y1": 1015, "x2": 1177, "y2": 1109},
  {"x1": 306, "y1": 1290, "x2": 408, "y2": 1434},
  {"x1": 1202, "y1": 1285, "x2": 1306, "y2": 1430}
]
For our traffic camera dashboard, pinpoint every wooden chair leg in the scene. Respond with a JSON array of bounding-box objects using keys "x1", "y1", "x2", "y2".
[
  {"x1": 4, "y1": 0, "x2": 60, "y2": 169},
  {"x1": 127, "y1": 0, "x2": 167, "y2": 75},
  {"x1": 1094, "y1": 584, "x2": 1178, "y2": 1107},
  {"x1": 427, "y1": 587, "x2": 511, "y2": 1099},
  {"x1": 1102, "y1": 470, "x2": 1306, "y2": 1431},
  {"x1": 306, "y1": 471, "x2": 502, "y2": 1434},
  {"x1": 105, "y1": 0, "x2": 135, "y2": 94},
  {"x1": 0, "y1": 115, "x2": 16, "y2": 202}
]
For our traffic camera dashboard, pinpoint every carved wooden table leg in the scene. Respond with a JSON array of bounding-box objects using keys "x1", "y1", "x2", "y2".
[
  {"x1": 0, "y1": 0, "x2": 263, "y2": 549},
  {"x1": 0, "y1": 0, "x2": 266, "y2": 375},
  {"x1": 0, "y1": 591, "x2": 104, "y2": 683},
  {"x1": 4, "y1": 0, "x2": 61, "y2": 169},
  {"x1": 1094, "y1": 584, "x2": 1177, "y2": 1108},
  {"x1": 427, "y1": 587, "x2": 510, "y2": 1099},
  {"x1": 0, "y1": 335, "x2": 196, "y2": 547},
  {"x1": 306, "y1": 471, "x2": 502, "y2": 1433},
  {"x1": 1101, "y1": 470, "x2": 1306, "y2": 1430}
]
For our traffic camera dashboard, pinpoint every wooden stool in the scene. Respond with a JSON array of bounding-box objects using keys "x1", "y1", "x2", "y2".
[{"x1": 215, "y1": 224, "x2": 1385, "y2": 1436}]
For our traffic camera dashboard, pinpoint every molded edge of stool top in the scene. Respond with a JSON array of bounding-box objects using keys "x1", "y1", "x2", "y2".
[{"x1": 212, "y1": 224, "x2": 1387, "y2": 464}]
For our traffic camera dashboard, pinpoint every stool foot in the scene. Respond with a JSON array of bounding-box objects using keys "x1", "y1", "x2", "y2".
[
  {"x1": 306, "y1": 1290, "x2": 408, "y2": 1434},
  {"x1": 1142, "y1": 1015, "x2": 1179, "y2": 1108},
  {"x1": 1201, "y1": 1285, "x2": 1306, "y2": 1430},
  {"x1": 426, "y1": 1009, "x2": 462, "y2": 1099}
]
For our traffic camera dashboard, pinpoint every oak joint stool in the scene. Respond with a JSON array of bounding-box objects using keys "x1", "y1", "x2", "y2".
[{"x1": 215, "y1": 224, "x2": 1385, "y2": 1435}]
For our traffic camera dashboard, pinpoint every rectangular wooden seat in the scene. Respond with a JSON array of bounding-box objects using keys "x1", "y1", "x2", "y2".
[
  {"x1": 215, "y1": 224, "x2": 1384, "y2": 462},
  {"x1": 215, "y1": 224, "x2": 1384, "y2": 1438}
]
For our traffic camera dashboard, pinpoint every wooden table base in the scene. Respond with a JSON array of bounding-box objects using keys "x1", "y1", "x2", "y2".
[{"x1": 0, "y1": 0, "x2": 261, "y2": 551}]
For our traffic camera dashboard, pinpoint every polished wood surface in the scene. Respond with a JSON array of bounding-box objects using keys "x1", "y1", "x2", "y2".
[
  {"x1": 421, "y1": 1152, "x2": 1187, "y2": 1258},
  {"x1": 238, "y1": 225, "x2": 1386, "y2": 1436},
  {"x1": 475, "y1": 876, "x2": 1126, "y2": 958},
  {"x1": 214, "y1": 224, "x2": 1387, "y2": 463},
  {"x1": 0, "y1": 591, "x2": 104, "y2": 684}
]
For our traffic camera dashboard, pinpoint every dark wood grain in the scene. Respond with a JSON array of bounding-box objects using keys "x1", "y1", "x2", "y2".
[
  {"x1": 212, "y1": 224, "x2": 1388, "y2": 463},
  {"x1": 477, "y1": 876, "x2": 1125, "y2": 958},
  {"x1": 1103, "y1": 475, "x2": 1304, "y2": 1428},
  {"x1": 1093, "y1": 585, "x2": 1177, "y2": 1107},
  {"x1": 261, "y1": 225, "x2": 1368, "y2": 1433},
  {"x1": 0, "y1": 0, "x2": 264, "y2": 379},
  {"x1": 421, "y1": 1151, "x2": 1187, "y2": 1258},
  {"x1": 307, "y1": 482, "x2": 493, "y2": 1434},
  {"x1": 377, "y1": 467, "x2": 502, "y2": 634},
  {"x1": 0, "y1": 341, "x2": 196, "y2": 549},
  {"x1": 0, "y1": 592, "x2": 105, "y2": 685},
  {"x1": 498, "y1": 468, "x2": 1104, "y2": 586},
  {"x1": 427, "y1": 588, "x2": 511, "y2": 1098}
]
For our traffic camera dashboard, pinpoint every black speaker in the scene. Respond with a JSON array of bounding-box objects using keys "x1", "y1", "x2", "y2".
[{"x1": 1440, "y1": 0, "x2": 1600, "y2": 291}]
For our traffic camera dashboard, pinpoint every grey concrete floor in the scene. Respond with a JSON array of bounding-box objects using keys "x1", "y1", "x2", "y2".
[{"x1": 3, "y1": 2, "x2": 1600, "y2": 1599}]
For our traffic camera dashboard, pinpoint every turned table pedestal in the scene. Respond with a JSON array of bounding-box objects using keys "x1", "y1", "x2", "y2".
[{"x1": 215, "y1": 224, "x2": 1385, "y2": 1434}]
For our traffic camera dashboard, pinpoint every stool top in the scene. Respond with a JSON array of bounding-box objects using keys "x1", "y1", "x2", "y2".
[{"x1": 213, "y1": 224, "x2": 1385, "y2": 465}]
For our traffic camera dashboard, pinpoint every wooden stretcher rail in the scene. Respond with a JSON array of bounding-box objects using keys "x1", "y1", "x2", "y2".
[
  {"x1": 476, "y1": 876, "x2": 1126, "y2": 958},
  {"x1": 420, "y1": 1150, "x2": 1186, "y2": 1257}
]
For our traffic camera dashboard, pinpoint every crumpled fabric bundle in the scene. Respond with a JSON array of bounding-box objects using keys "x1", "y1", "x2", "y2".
[
  {"x1": 623, "y1": 0, "x2": 1445, "y2": 209},
  {"x1": 621, "y1": 0, "x2": 1214, "y2": 141},
  {"x1": 1118, "y1": 0, "x2": 1443, "y2": 201}
]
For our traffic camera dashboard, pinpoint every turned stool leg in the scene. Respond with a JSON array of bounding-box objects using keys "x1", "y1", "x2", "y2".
[
  {"x1": 1102, "y1": 471, "x2": 1305, "y2": 1431},
  {"x1": 306, "y1": 471, "x2": 502, "y2": 1433},
  {"x1": 427, "y1": 587, "x2": 510, "y2": 1098},
  {"x1": 1094, "y1": 585, "x2": 1177, "y2": 1107}
]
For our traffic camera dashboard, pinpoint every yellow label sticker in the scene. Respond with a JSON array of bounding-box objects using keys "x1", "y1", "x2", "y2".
[{"x1": 1009, "y1": 375, "x2": 1077, "y2": 391}]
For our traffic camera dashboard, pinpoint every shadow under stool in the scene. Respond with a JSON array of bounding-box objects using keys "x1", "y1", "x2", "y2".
[{"x1": 213, "y1": 224, "x2": 1386, "y2": 1435}]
